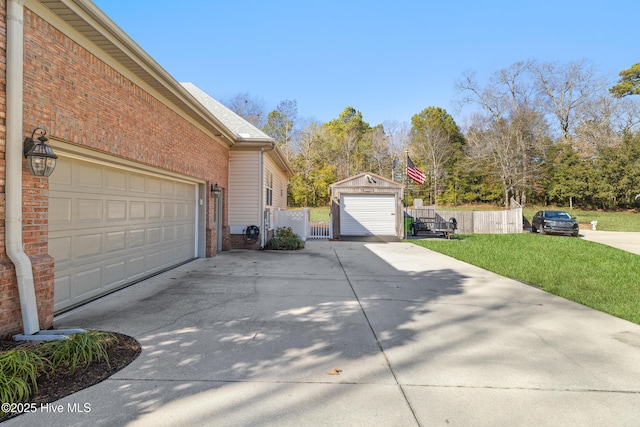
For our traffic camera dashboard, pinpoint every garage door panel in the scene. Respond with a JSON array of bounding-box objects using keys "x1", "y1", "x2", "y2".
[
  {"x1": 163, "y1": 202, "x2": 176, "y2": 218},
  {"x1": 163, "y1": 226, "x2": 175, "y2": 241},
  {"x1": 50, "y1": 158, "x2": 72, "y2": 185},
  {"x1": 76, "y1": 233, "x2": 102, "y2": 258},
  {"x1": 77, "y1": 199, "x2": 103, "y2": 222},
  {"x1": 176, "y1": 203, "x2": 188, "y2": 218},
  {"x1": 130, "y1": 175, "x2": 145, "y2": 192},
  {"x1": 49, "y1": 236, "x2": 71, "y2": 264},
  {"x1": 176, "y1": 182, "x2": 189, "y2": 197},
  {"x1": 106, "y1": 231, "x2": 126, "y2": 253},
  {"x1": 54, "y1": 276, "x2": 71, "y2": 305},
  {"x1": 148, "y1": 228, "x2": 162, "y2": 243},
  {"x1": 146, "y1": 177, "x2": 161, "y2": 194},
  {"x1": 128, "y1": 256, "x2": 146, "y2": 277},
  {"x1": 176, "y1": 224, "x2": 187, "y2": 239},
  {"x1": 106, "y1": 169, "x2": 127, "y2": 191},
  {"x1": 162, "y1": 180, "x2": 175, "y2": 196},
  {"x1": 129, "y1": 202, "x2": 145, "y2": 219},
  {"x1": 162, "y1": 248, "x2": 177, "y2": 264},
  {"x1": 148, "y1": 202, "x2": 162, "y2": 218},
  {"x1": 76, "y1": 164, "x2": 102, "y2": 188},
  {"x1": 104, "y1": 261, "x2": 126, "y2": 286},
  {"x1": 50, "y1": 198, "x2": 72, "y2": 224},
  {"x1": 107, "y1": 200, "x2": 127, "y2": 221},
  {"x1": 147, "y1": 252, "x2": 162, "y2": 270},
  {"x1": 50, "y1": 157, "x2": 196, "y2": 312},
  {"x1": 129, "y1": 229, "x2": 145, "y2": 247},
  {"x1": 75, "y1": 268, "x2": 101, "y2": 296}
]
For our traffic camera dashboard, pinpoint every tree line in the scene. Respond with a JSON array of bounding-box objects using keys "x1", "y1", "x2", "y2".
[{"x1": 226, "y1": 60, "x2": 640, "y2": 210}]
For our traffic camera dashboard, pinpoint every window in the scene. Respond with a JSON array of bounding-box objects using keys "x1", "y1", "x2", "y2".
[{"x1": 266, "y1": 170, "x2": 273, "y2": 206}]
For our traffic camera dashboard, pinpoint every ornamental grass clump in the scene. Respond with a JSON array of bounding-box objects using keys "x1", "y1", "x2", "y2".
[
  {"x1": 38, "y1": 330, "x2": 118, "y2": 373},
  {"x1": 0, "y1": 347, "x2": 48, "y2": 413},
  {"x1": 0, "y1": 330, "x2": 118, "y2": 418},
  {"x1": 265, "y1": 227, "x2": 305, "y2": 250}
]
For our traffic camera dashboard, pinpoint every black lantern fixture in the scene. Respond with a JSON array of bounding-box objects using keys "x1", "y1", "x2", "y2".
[
  {"x1": 23, "y1": 128, "x2": 57, "y2": 177},
  {"x1": 211, "y1": 183, "x2": 222, "y2": 197}
]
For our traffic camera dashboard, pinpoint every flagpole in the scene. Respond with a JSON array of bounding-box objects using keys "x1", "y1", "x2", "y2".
[{"x1": 404, "y1": 150, "x2": 409, "y2": 239}]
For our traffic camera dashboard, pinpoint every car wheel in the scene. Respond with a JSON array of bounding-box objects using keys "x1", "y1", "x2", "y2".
[
  {"x1": 531, "y1": 225, "x2": 537, "y2": 233},
  {"x1": 572, "y1": 231, "x2": 579, "y2": 237},
  {"x1": 539, "y1": 226, "x2": 545, "y2": 235}
]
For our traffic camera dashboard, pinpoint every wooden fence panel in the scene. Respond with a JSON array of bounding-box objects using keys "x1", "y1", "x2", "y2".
[
  {"x1": 472, "y1": 208, "x2": 522, "y2": 234},
  {"x1": 437, "y1": 210, "x2": 474, "y2": 234},
  {"x1": 405, "y1": 207, "x2": 522, "y2": 234}
]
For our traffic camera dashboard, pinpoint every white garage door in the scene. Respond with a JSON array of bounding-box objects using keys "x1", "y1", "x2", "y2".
[
  {"x1": 340, "y1": 194, "x2": 397, "y2": 236},
  {"x1": 49, "y1": 156, "x2": 197, "y2": 312}
]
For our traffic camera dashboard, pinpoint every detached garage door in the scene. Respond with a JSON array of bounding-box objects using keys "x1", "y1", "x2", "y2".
[
  {"x1": 340, "y1": 194, "x2": 396, "y2": 236},
  {"x1": 49, "y1": 156, "x2": 197, "y2": 312}
]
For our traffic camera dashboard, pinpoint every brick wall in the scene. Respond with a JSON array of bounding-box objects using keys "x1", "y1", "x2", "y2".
[
  {"x1": 230, "y1": 234, "x2": 262, "y2": 250},
  {"x1": 0, "y1": 6, "x2": 229, "y2": 337}
]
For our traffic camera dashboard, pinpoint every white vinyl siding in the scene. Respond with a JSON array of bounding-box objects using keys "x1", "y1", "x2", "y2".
[
  {"x1": 264, "y1": 154, "x2": 288, "y2": 210},
  {"x1": 229, "y1": 151, "x2": 261, "y2": 227},
  {"x1": 340, "y1": 194, "x2": 396, "y2": 236},
  {"x1": 49, "y1": 156, "x2": 197, "y2": 312}
]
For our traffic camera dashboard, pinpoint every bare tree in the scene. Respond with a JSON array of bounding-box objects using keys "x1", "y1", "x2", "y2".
[
  {"x1": 410, "y1": 124, "x2": 452, "y2": 205},
  {"x1": 465, "y1": 114, "x2": 516, "y2": 208},
  {"x1": 366, "y1": 125, "x2": 390, "y2": 177},
  {"x1": 225, "y1": 92, "x2": 267, "y2": 129},
  {"x1": 532, "y1": 59, "x2": 606, "y2": 140},
  {"x1": 572, "y1": 94, "x2": 624, "y2": 157},
  {"x1": 264, "y1": 99, "x2": 298, "y2": 160},
  {"x1": 382, "y1": 120, "x2": 410, "y2": 181},
  {"x1": 456, "y1": 62, "x2": 548, "y2": 207}
]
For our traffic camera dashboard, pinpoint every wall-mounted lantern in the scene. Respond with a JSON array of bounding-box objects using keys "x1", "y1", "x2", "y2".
[
  {"x1": 23, "y1": 128, "x2": 57, "y2": 177},
  {"x1": 211, "y1": 183, "x2": 222, "y2": 197}
]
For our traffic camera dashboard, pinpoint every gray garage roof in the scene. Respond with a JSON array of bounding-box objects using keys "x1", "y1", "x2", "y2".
[{"x1": 181, "y1": 82, "x2": 272, "y2": 142}]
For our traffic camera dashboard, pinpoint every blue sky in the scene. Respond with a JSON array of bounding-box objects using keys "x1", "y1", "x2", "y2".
[{"x1": 92, "y1": 0, "x2": 637, "y2": 127}]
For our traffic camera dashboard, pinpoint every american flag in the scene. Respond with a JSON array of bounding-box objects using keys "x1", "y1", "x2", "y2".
[{"x1": 406, "y1": 156, "x2": 426, "y2": 184}]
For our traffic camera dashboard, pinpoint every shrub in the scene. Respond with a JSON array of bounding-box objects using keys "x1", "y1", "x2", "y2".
[{"x1": 265, "y1": 227, "x2": 305, "y2": 250}]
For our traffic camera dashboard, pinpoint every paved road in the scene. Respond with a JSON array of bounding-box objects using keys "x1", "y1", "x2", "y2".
[{"x1": 7, "y1": 240, "x2": 640, "y2": 426}]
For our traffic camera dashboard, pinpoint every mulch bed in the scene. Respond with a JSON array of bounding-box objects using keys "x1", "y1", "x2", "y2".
[{"x1": 1, "y1": 332, "x2": 141, "y2": 421}]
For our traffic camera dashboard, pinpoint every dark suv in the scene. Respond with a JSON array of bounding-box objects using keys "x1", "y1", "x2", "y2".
[{"x1": 531, "y1": 210, "x2": 579, "y2": 237}]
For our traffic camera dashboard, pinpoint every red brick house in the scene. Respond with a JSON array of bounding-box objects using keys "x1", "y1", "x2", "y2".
[{"x1": 0, "y1": 0, "x2": 290, "y2": 337}]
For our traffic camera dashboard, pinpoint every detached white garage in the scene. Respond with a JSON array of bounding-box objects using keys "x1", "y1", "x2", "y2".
[
  {"x1": 330, "y1": 173, "x2": 404, "y2": 239},
  {"x1": 48, "y1": 154, "x2": 200, "y2": 312}
]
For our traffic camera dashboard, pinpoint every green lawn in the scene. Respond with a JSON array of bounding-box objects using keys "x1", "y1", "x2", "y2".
[
  {"x1": 411, "y1": 234, "x2": 640, "y2": 324},
  {"x1": 308, "y1": 207, "x2": 331, "y2": 222}
]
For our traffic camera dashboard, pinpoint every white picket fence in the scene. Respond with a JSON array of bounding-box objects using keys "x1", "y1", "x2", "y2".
[
  {"x1": 308, "y1": 219, "x2": 331, "y2": 239},
  {"x1": 274, "y1": 208, "x2": 332, "y2": 240}
]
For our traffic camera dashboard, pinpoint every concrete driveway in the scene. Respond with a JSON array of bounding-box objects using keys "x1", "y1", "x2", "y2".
[
  {"x1": 579, "y1": 229, "x2": 640, "y2": 255},
  {"x1": 8, "y1": 240, "x2": 640, "y2": 426}
]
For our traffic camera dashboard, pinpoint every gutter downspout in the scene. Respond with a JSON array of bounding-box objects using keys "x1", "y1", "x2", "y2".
[{"x1": 6, "y1": 0, "x2": 40, "y2": 335}]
